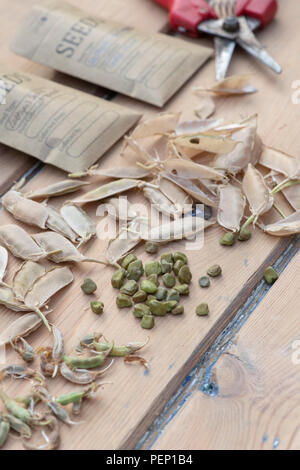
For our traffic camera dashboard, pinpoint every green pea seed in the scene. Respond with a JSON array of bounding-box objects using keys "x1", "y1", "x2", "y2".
[
  {"x1": 174, "y1": 284, "x2": 189, "y2": 296},
  {"x1": 132, "y1": 290, "x2": 147, "y2": 303},
  {"x1": 146, "y1": 295, "x2": 156, "y2": 306},
  {"x1": 220, "y1": 232, "x2": 236, "y2": 246},
  {"x1": 120, "y1": 280, "x2": 139, "y2": 296},
  {"x1": 111, "y1": 268, "x2": 126, "y2": 289},
  {"x1": 149, "y1": 300, "x2": 168, "y2": 316},
  {"x1": 160, "y1": 253, "x2": 174, "y2": 265},
  {"x1": 141, "y1": 280, "x2": 158, "y2": 294},
  {"x1": 145, "y1": 261, "x2": 162, "y2": 277},
  {"x1": 90, "y1": 301, "x2": 104, "y2": 315},
  {"x1": 133, "y1": 303, "x2": 151, "y2": 318},
  {"x1": 173, "y1": 260, "x2": 185, "y2": 276},
  {"x1": 174, "y1": 252, "x2": 188, "y2": 264},
  {"x1": 162, "y1": 273, "x2": 176, "y2": 288},
  {"x1": 238, "y1": 227, "x2": 252, "y2": 241},
  {"x1": 145, "y1": 241, "x2": 159, "y2": 254},
  {"x1": 81, "y1": 278, "x2": 97, "y2": 295},
  {"x1": 264, "y1": 266, "x2": 279, "y2": 285},
  {"x1": 178, "y1": 265, "x2": 192, "y2": 284},
  {"x1": 127, "y1": 260, "x2": 144, "y2": 281},
  {"x1": 121, "y1": 254, "x2": 137, "y2": 270},
  {"x1": 164, "y1": 300, "x2": 178, "y2": 312},
  {"x1": 207, "y1": 265, "x2": 222, "y2": 278},
  {"x1": 199, "y1": 276, "x2": 210, "y2": 288},
  {"x1": 116, "y1": 293, "x2": 133, "y2": 308},
  {"x1": 171, "y1": 305, "x2": 184, "y2": 315},
  {"x1": 155, "y1": 287, "x2": 168, "y2": 301},
  {"x1": 141, "y1": 314, "x2": 155, "y2": 329},
  {"x1": 167, "y1": 289, "x2": 180, "y2": 302},
  {"x1": 147, "y1": 274, "x2": 159, "y2": 286},
  {"x1": 161, "y1": 259, "x2": 173, "y2": 274},
  {"x1": 196, "y1": 303, "x2": 209, "y2": 316}
]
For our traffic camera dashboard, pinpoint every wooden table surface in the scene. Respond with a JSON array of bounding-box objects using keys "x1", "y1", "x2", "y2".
[{"x1": 0, "y1": 0, "x2": 299, "y2": 450}]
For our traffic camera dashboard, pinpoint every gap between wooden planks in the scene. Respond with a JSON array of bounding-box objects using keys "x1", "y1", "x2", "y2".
[
  {"x1": 0, "y1": 0, "x2": 300, "y2": 450},
  {"x1": 151, "y1": 249, "x2": 300, "y2": 450},
  {"x1": 0, "y1": 0, "x2": 168, "y2": 196}
]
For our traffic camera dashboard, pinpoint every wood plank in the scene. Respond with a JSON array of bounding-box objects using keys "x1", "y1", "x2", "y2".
[
  {"x1": 152, "y1": 250, "x2": 300, "y2": 450},
  {"x1": 0, "y1": 0, "x2": 168, "y2": 195},
  {"x1": 0, "y1": 0, "x2": 299, "y2": 451}
]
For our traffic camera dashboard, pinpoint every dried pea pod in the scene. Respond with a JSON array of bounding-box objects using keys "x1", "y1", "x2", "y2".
[
  {"x1": 120, "y1": 280, "x2": 139, "y2": 296},
  {"x1": 133, "y1": 304, "x2": 150, "y2": 318},
  {"x1": 140, "y1": 280, "x2": 158, "y2": 294},
  {"x1": 92, "y1": 337, "x2": 149, "y2": 357},
  {"x1": 12, "y1": 261, "x2": 46, "y2": 302},
  {"x1": 0, "y1": 419, "x2": 10, "y2": 448},
  {"x1": 111, "y1": 268, "x2": 126, "y2": 289},
  {"x1": 145, "y1": 261, "x2": 162, "y2": 277},
  {"x1": 63, "y1": 349, "x2": 110, "y2": 370},
  {"x1": 0, "y1": 225, "x2": 55, "y2": 262},
  {"x1": 60, "y1": 204, "x2": 96, "y2": 247},
  {"x1": 0, "y1": 247, "x2": 9, "y2": 288},
  {"x1": 141, "y1": 314, "x2": 155, "y2": 329}
]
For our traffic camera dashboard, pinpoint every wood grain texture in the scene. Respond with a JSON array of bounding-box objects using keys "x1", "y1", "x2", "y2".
[
  {"x1": 0, "y1": 0, "x2": 299, "y2": 451},
  {"x1": 152, "y1": 251, "x2": 300, "y2": 450}
]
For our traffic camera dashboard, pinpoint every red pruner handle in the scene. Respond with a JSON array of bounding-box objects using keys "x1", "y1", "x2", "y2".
[
  {"x1": 236, "y1": 0, "x2": 278, "y2": 28},
  {"x1": 153, "y1": 0, "x2": 217, "y2": 36}
]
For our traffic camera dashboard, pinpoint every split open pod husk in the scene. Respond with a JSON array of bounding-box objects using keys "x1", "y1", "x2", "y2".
[
  {"x1": 259, "y1": 146, "x2": 300, "y2": 179},
  {"x1": 0, "y1": 247, "x2": 8, "y2": 288},
  {"x1": 242, "y1": 163, "x2": 274, "y2": 221},
  {"x1": 70, "y1": 179, "x2": 144, "y2": 205}
]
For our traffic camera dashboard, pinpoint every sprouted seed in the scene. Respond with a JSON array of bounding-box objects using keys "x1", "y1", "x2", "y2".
[
  {"x1": 60, "y1": 204, "x2": 96, "y2": 247},
  {"x1": 124, "y1": 356, "x2": 148, "y2": 369},
  {"x1": 81, "y1": 278, "x2": 97, "y2": 295},
  {"x1": 10, "y1": 337, "x2": 35, "y2": 363}
]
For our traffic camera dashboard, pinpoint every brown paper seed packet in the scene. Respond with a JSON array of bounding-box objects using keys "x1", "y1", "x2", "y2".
[
  {"x1": 0, "y1": 66, "x2": 141, "y2": 173},
  {"x1": 11, "y1": 0, "x2": 213, "y2": 107}
]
